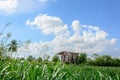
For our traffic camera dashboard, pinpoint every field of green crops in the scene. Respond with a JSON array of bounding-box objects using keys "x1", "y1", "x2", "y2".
[{"x1": 0, "y1": 60, "x2": 120, "y2": 80}]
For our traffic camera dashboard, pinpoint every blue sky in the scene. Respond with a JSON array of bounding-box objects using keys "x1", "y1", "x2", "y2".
[{"x1": 0, "y1": 0, "x2": 120, "y2": 58}]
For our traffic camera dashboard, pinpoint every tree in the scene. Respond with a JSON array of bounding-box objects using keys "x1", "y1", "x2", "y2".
[
  {"x1": 19, "y1": 57, "x2": 25, "y2": 61},
  {"x1": 79, "y1": 53, "x2": 87, "y2": 64},
  {"x1": 111, "y1": 58, "x2": 120, "y2": 66},
  {"x1": 94, "y1": 55, "x2": 112, "y2": 66},
  {"x1": 0, "y1": 46, "x2": 4, "y2": 57},
  {"x1": 36, "y1": 57, "x2": 42, "y2": 62},
  {"x1": 92, "y1": 53, "x2": 99, "y2": 60},
  {"x1": 27, "y1": 55, "x2": 35, "y2": 62},
  {"x1": 8, "y1": 40, "x2": 18, "y2": 57},
  {"x1": 44, "y1": 55, "x2": 50, "y2": 61},
  {"x1": 52, "y1": 55, "x2": 60, "y2": 62}
]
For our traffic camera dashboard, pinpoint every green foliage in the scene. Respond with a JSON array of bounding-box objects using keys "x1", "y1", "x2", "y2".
[
  {"x1": 0, "y1": 46, "x2": 3, "y2": 57},
  {"x1": 8, "y1": 40, "x2": 18, "y2": 52},
  {"x1": 79, "y1": 53, "x2": 87, "y2": 64},
  {"x1": 7, "y1": 39, "x2": 19, "y2": 59},
  {"x1": 92, "y1": 53, "x2": 99, "y2": 59},
  {"x1": 44, "y1": 55, "x2": 50, "y2": 62},
  {"x1": 0, "y1": 22, "x2": 14, "y2": 58},
  {"x1": 27, "y1": 55, "x2": 35, "y2": 62},
  {"x1": 95, "y1": 55, "x2": 112, "y2": 66},
  {"x1": 0, "y1": 33, "x2": 12, "y2": 57},
  {"x1": 18, "y1": 57, "x2": 25, "y2": 61},
  {"x1": 87, "y1": 54, "x2": 120, "y2": 67},
  {"x1": 52, "y1": 55, "x2": 60, "y2": 62},
  {"x1": 0, "y1": 60, "x2": 120, "y2": 80},
  {"x1": 36, "y1": 57, "x2": 42, "y2": 62}
]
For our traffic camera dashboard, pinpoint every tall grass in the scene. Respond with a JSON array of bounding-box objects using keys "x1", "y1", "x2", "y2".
[{"x1": 0, "y1": 60, "x2": 120, "y2": 80}]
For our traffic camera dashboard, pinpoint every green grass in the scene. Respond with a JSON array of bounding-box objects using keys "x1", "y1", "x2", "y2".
[{"x1": 0, "y1": 60, "x2": 120, "y2": 80}]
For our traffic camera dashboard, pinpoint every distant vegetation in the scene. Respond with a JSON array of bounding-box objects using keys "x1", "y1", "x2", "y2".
[{"x1": 0, "y1": 23, "x2": 120, "y2": 79}]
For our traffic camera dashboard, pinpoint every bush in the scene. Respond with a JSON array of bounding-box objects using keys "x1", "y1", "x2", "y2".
[
  {"x1": 52, "y1": 55, "x2": 60, "y2": 62},
  {"x1": 79, "y1": 53, "x2": 87, "y2": 64},
  {"x1": 36, "y1": 57, "x2": 42, "y2": 62},
  {"x1": 27, "y1": 55, "x2": 35, "y2": 62}
]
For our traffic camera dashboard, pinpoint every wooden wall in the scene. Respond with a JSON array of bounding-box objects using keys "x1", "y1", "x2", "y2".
[{"x1": 58, "y1": 51, "x2": 79, "y2": 64}]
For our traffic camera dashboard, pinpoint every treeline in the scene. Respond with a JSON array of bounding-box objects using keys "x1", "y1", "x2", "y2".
[
  {"x1": 52, "y1": 53, "x2": 120, "y2": 67},
  {"x1": 13, "y1": 53, "x2": 120, "y2": 67},
  {"x1": 77, "y1": 53, "x2": 120, "y2": 67},
  {"x1": 0, "y1": 49, "x2": 120, "y2": 67}
]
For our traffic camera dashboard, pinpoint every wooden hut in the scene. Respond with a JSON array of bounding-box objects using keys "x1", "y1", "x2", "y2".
[{"x1": 57, "y1": 51, "x2": 79, "y2": 64}]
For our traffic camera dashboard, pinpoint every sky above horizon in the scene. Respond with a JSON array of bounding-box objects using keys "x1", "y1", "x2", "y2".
[{"x1": 0, "y1": 0, "x2": 120, "y2": 58}]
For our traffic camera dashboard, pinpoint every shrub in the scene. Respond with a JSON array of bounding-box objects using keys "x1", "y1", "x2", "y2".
[
  {"x1": 52, "y1": 55, "x2": 60, "y2": 62},
  {"x1": 36, "y1": 57, "x2": 42, "y2": 62},
  {"x1": 27, "y1": 55, "x2": 35, "y2": 62},
  {"x1": 79, "y1": 53, "x2": 87, "y2": 64}
]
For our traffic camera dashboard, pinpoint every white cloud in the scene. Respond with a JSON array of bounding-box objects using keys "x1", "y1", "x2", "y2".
[
  {"x1": 110, "y1": 38, "x2": 117, "y2": 44},
  {"x1": 0, "y1": 0, "x2": 56, "y2": 14},
  {"x1": 26, "y1": 14, "x2": 69, "y2": 35},
  {"x1": 72, "y1": 20, "x2": 80, "y2": 33},
  {"x1": 24, "y1": 14, "x2": 118, "y2": 58},
  {"x1": 0, "y1": 0, "x2": 18, "y2": 13}
]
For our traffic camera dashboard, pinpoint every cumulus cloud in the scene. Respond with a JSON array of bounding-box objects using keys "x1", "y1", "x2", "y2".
[
  {"x1": 24, "y1": 14, "x2": 118, "y2": 58},
  {"x1": 72, "y1": 20, "x2": 80, "y2": 33},
  {"x1": 26, "y1": 14, "x2": 69, "y2": 36},
  {"x1": 0, "y1": 0, "x2": 56, "y2": 14},
  {"x1": 0, "y1": 0, "x2": 18, "y2": 13}
]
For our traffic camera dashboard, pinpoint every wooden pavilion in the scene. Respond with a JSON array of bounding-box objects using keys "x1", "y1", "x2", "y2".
[{"x1": 57, "y1": 51, "x2": 79, "y2": 64}]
